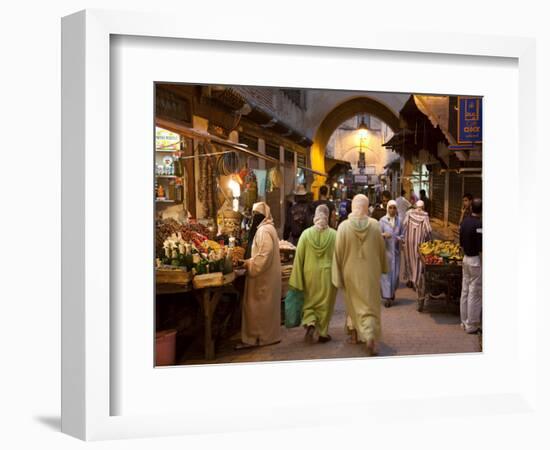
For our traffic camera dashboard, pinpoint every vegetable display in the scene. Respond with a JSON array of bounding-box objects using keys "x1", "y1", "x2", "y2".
[
  {"x1": 419, "y1": 240, "x2": 463, "y2": 263},
  {"x1": 155, "y1": 218, "x2": 210, "y2": 258}
]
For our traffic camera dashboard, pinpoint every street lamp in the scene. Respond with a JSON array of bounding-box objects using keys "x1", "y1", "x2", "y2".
[{"x1": 357, "y1": 117, "x2": 369, "y2": 140}]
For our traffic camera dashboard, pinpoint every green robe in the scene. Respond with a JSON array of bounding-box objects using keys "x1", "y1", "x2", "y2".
[
  {"x1": 289, "y1": 226, "x2": 337, "y2": 337},
  {"x1": 332, "y1": 217, "x2": 388, "y2": 342}
]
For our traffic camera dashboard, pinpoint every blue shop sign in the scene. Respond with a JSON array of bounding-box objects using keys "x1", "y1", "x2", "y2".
[{"x1": 457, "y1": 96, "x2": 482, "y2": 143}]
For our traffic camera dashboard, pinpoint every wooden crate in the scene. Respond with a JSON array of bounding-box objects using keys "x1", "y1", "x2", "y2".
[
  {"x1": 156, "y1": 268, "x2": 193, "y2": 285},
  {"x1": 193, "y1": 271, "x2": 235, "y2": 289}
]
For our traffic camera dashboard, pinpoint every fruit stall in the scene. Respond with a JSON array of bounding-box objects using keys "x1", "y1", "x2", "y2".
[
  {"x1": 155, "y1": 219, "x2": 247, "y2": 363},
  {"x1": 155, "y1": 218, "x2": 300, "y2": 363},
  {"x1": 416, "y1": 240, "x2": 463, "y2": 312}
]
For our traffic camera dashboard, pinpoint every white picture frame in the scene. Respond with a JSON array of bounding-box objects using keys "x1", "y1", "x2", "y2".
[{"x1": 61, "y1": 9, "x2": 539, "y2": 441}]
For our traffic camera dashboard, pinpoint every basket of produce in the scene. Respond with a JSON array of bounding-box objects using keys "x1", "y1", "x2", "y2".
[{"x1": 279, "y1": 240, "x2": 296, "y2": 263}]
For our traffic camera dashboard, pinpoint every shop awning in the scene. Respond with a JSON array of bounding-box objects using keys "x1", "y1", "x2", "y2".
[{"x1": 413, "y1": 95, "x2": 456, "y2": 146}]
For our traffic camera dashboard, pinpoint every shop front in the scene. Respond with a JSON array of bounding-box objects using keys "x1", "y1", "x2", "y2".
[{"x1": 153, "y1": 83, "x2": 312, "y2": 365}]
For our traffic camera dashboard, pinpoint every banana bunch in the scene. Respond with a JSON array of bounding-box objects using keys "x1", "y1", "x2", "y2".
[{"x1": 419, "y1": 240, "x2": 463, "y2": 260}]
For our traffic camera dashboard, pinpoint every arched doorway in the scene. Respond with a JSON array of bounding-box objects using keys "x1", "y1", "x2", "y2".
[{"x1": 310, "y1": 96, "x2": 401, "y2": 197}]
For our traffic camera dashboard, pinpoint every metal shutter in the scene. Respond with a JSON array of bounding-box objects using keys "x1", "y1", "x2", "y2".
[
  {"x1": 448, "y1": 172, "x2": 463, "y2": 225},
  {"x1": 431, "y1": 169, "x2": 445, "y2": 220}
]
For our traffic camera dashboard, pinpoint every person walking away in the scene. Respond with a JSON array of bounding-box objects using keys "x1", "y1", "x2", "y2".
[
  {"x1": 379, "y1": 200, "x2": 404, "y2": 308},
  {"x1": 459, "y1": 193, "x2": 473, "y2": 224},
  {"x1": 419, "y1": 189, "x2": 431, "y2": 217},
  {"x1": 395, "y1": 190, "x2": 412, "y2": 286},
  {"x1": 337, "y1": 189, "x2": 353, "y2": 226},
  {"x1": 402, "y1": 200, "x2": 432, "y2": 291},
  {"x1": 332, "y1": 194, "x2": 388, "y2": 356},
  {"x1": 283, "y1": 184, "x2": 313, "y2": 245},
  {"x1": 237, "y1": 202, "x2": 282, "y2": 349},
  {"x1": 459, "y1": 198, "x2": 482, "y2": 334},
  {"x1": 289, "y1": 205, "x2": 337, "y2": 343},
  {"x1": 313, "y1": 185, "x2": 336, "y2": 228},
  {"x1": 395, "y1": 190, "x2": 411, "y2": 221}
]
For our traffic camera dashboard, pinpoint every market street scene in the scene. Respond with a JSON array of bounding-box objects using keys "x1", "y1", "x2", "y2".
[{"x1": 154, "y1": 85, "x2": 482, "y2": 365}]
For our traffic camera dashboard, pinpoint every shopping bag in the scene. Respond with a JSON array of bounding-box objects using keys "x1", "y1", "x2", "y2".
[{"x1": 284, "y1": 289, "x2": 304, "y2": 328}]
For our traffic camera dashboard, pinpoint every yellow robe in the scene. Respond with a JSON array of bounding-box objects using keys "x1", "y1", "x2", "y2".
[{"x1": 332, "y1": 217, "x2": 388, "y2": 342}]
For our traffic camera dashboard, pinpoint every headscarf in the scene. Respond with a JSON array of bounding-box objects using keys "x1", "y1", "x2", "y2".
[
  {"x1": 313, "y1": 204, "x2": 329, "y2": 231},
  {"x1": 415, "y1": 200, "x2": 425, "y2": 209},
  {"x1": 252, "y1": 201, "x2": 273, "y2": 223},
  {"x1": 349, "y1": 194, "x2": 369, "y2": 219},
  {"x1": 385, "y1": 199, "x2": 397, "y2": 227},
  {"x1": 245, "y1": 202, "x2": 273, "y2": 259}
]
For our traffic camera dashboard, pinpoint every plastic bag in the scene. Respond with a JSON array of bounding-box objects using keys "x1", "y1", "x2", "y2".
[{"x1": 284, "y1": 289, "x2": 304, "y2": 328}]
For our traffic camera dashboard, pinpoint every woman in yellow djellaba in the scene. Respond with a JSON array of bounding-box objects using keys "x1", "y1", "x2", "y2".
[{"x1": 289, "y1": 204, "x2": 337, "y2": 343}]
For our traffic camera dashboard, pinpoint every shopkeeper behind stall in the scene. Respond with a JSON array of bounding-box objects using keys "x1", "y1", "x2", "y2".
[{"x1": 237, "y1": 202, "x2": 282, "y2": 349}]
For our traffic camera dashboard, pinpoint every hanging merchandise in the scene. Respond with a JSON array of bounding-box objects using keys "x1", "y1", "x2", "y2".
[
  {"x1": 253, "y1": 169, "x2": 267, "y2": 197},
  {"x1": 197, "y1": 141, "x2": 218, "y2": 219},
  {"x1": 218, "y1": 150, "x2": 239, "y2": 176},
  {"x1": 241, "y1": 169, "x2": 258, "y2": 210},
  {"x1": 266, "y1": 166, "x2": 283, "y2": 192}
]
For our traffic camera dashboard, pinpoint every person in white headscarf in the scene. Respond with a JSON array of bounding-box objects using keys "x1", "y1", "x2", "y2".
[
  {"x1": 289, "y1": 204, "x2": 337, "y2": 342},
  {"x1": 402, "y1": 198, "x2": 432, "y2": 291},
  {"x1": 379, "y1": 200, "x2": 404, "y2": 307},
  {"x1": 237, "y1": 202, "x2": 282, "y2": 349},
  {"x1": 332, "y1": 194, "x2": 388, "y2": 356}
]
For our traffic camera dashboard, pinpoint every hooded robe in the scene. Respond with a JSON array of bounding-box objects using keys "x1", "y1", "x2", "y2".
[
  {"x1": 242, "y1": 202, "x2": 282, "y2": 346},
  {"x1": 379, "y1": 208, "x2": 404, "y2": 300},
  {"x1": 289, "y1": 224, "x2": 337, "y2": 337},
  {"x1": 332, "y1": 215, "x2": 388, "y2": 342},
  {"x1": 402, "y1": 207, "x2": 432, "y2": 287}
]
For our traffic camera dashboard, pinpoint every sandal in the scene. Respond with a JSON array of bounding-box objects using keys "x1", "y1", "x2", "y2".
[
  {"x1": 304, "y1": 325, "x2": 315, "y2": 343},
  {"x1": 318, "y1": 335, "x2": 332, "y2": 343}
]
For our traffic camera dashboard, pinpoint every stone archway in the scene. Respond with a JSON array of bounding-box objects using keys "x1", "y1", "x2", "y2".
[{"x1": 310, "y1": 96, "x2": 401, "y2": 197}]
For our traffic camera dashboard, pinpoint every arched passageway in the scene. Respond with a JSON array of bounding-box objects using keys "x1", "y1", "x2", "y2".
[{"x1": 310, "y1": 96, "x2": 401, "y2": 196}]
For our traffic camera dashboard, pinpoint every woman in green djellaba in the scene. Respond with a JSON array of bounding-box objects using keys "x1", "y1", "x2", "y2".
[{"x1": 289, "y1": 204, "x2": 337, "y2": 343}]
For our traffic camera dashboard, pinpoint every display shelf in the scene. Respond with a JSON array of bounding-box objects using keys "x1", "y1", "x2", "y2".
[
  {"x1": 155, "y1": 148, "x2": 179, "y2": 153},
  {"x1": 156, "y1": 175, "x2": 178, "y2": 178},
  {"x1": 156, "y1": 199, "x2": 175, "y2": 203}
]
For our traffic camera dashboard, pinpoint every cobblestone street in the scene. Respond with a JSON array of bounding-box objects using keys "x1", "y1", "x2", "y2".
[{"x1": 183, "y1": 279, "x2": 481, "y2": 365}]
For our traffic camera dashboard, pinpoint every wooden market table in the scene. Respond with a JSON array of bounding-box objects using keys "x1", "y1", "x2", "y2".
[
  {"x1": 156, "y1": 272, "x2": 241, "y2": 361},
  {"x1": 417, "y1": 253, "x2": 463, "y2": 313}
]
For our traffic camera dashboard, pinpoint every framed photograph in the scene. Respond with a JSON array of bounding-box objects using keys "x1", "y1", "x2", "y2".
[{"x1": 62, "y1": 9, "x2": 538, "y2": 441}]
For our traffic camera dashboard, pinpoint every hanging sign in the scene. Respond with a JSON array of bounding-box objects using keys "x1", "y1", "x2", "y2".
[
  {"x1": 457, "y1": 96, "x2": 482, "y2": 143},
  {"x1": 156, "y1": 127, "x2": 180, "y2": 150},
  {"x1": 353, "y1": 175, "x2": 368, "y2": 184}
]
